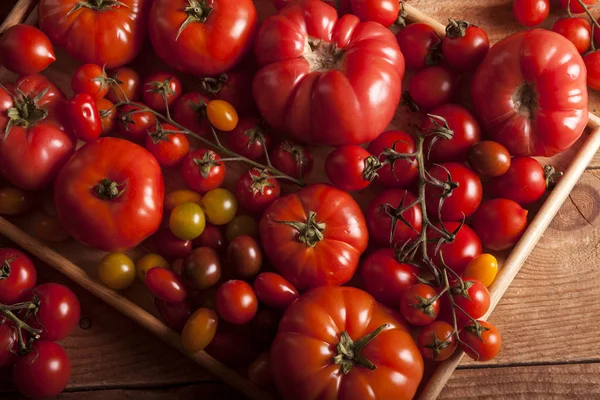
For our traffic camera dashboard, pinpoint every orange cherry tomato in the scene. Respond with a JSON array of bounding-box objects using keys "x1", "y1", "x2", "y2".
[{"x1": 206, "y1": 100, "x2": 238, "y2": 132}]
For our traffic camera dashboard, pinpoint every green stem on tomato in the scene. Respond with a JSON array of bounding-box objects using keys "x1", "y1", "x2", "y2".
[{"x1": 0, "y1": 302, "x2": 43, "y2": 354}]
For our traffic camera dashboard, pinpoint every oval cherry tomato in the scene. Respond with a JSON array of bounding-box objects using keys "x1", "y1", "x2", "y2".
[
  {"x1": 451, "y1": 279, "x2": 490, "y2": 324},
  {"x1": 513, "y1": 0, "x2": 549, "y2": 27},
  {"x1": 144, "y1": 123, "x2": 190, "y2": 168},
  {"x1": 552, "y1": 17, "x2": 591, "y2": 54},
  {"x1": 154, "y1": 298, "x2": 193, "y2": 333},
  {"x1": 98, "y1": 252, "x2": 136, "y2": 290},
  {"x1": 253, "y1": 272, "x2": 299, "y2": 311},
  {"x1": 72, "y1": 63, "x2": 109, "y2": 100},
  {"x1": 136, "y1": 253, "x2": 169, "y2": 281},
  {"x1": 0, "y1": 322, "x2": 17, "y2": 368},
  {"x1": 181, "y1": 149, "x2": 226, "y2": 194},
  {"x1": 142, "y1": 71, "x2": 183, "y2": 112},
  {"x1": 181, "y1": 307, "x2": 218, "y2": 353},
  {"x1": 145, "y1": 267, "x2": 187, "y2": 303},
  {"x1": 182, "y1": 247, "x2": 221, "y2": 290},
  {"x1": 199, "y1": 69, "x2": 257, "y2": 116},
  {"x1": 236, "y1": 169, "x2": 281, "y2": 215},
  {"x1": 66, "y1": 93, "x2": 102, "y2": 142},
  {"x1": 459, "y1": 320, "x2": 502, "y2": 361},
  {"x1": 269, "y1": 140, "x2": 313, "y2": 181},
  {"x1": 216, "y1": 280, "x2": 258, "y2": 325},
  {"x1": 400, "y1": 284, "x2": 440, "y2": 326},
  {"x1": 471, "y1": 199, "x2": 529, "y2": 251},
  {"x1": 165, "y1": 189, "x2": 203, "y2": 214},
  {"x1": 169, "y1": 202, "x2": 206, "y2": 240},
  {"x1": 224, "y1": 117, "x2": 271, "y2": 160},
  {"x1": 442, "y1": 20, "x2": 489, "y2": 71},
  {"x1": 0, "y1": 248, "x2": 36, "y2": 304},
  {"x1": 463, "y1": 253, "x2": 499, "y2": 287},
  {"x1": 117, "y1": 102, "x2": 156, "y2": 141},
  {"x1": 417, "y1": 321, "x2": 457, "y2": 361},
  {"x1": 367, "y1": 130, "x2": 419, "y2": 188},
  {"x1": 225, "y1": 215, "x2": 259, "y2": 241},
  {"x1": 425, "y1": 163, "x2": 482, "y2": 221},
  {"x1": 396, "y1": 23, "x2": 442, "y2": 70},
  {"x1": 106, "y1": 67, "x2": 141, "y2": 102},
  {"x1": 467, "y1": 141, "x2": 511, "y2": 178},
  {"x1": 193, "y1": 224, "x2": 227, "y2": 254},
  {"x1": 207, "y1": 100, "x2": 238, "y2": 132},
  {"x1": 173, "y1": 92, "x2": 211, "y2": 136},
  {"x1": 0, "y1": 24, "x2": 55, "y2": 75},
  {"x1": 202, "y1": 188, "x2": 238, "y2": 226},
  {"x1": 0, "y1": 187, "x2": 33, "y2": 216},
  {"x1": 27, "y1": 283, "x2": 81, "y2": 341},
  {"x1": 366, "y1": 189, "x2": 423, "y2": 246},
  {"x1": 406, "y1": 66, "x2": 457, "y2": 112},
  {"x1": 427, "y1": 222, "x2": 482, "y2": 276},
  {"x1": 487, "y1": 157, "x2": 546, "y2": 205},
  {"x1": 584, "y1": 51, "x2": 600, "y2": 90},
  {"x1": 325, "y1": 145, "x2": 378, "y2": 191},
  {"x1": 152, "y1": 228, "x2": 192, "y2": 261},
  {"x1": 228, "y1": 235, "x2": 263, "y2": 280},
  {"x1": 248, "y1": 352, "x2": 271, "y2": 387},
  {"x1": 559, "y1": 0, "x2": 596, "y2": 14}
]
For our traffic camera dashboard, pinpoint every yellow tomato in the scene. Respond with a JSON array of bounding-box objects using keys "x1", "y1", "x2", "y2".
[
  {"x1": 136, "y1": 253, "x2": 169, "y2": 280},
  {"x1": 463, "y1": 253, "x2": 499, "y2": 287},
  {"x1": 202, "y1": 188, "x2": 238, "y2": 226},
  {"x1": 98, "y1": 252, "x2": 136, "y2": 290},
  {"x1": 169, "y1": 202, "x2": 206, "y2": 240},
  {"x1": 164, "y1": 190, "x2": 203, "y2": 214},
  {"x1": 206, "y1": 100, "x2": 238, "y2": 131},
  {"x1": 181, "y1": 308, "x2": 218, "y2": 353}
]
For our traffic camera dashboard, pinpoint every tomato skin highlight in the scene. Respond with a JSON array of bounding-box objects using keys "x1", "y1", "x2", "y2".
[
  {"x1": 66, "y1": 93, "x2": 103, "y2": 142},
  {"x1": 253, "y1": 272, "x2": 299, "y2": 311},
  {"x1": 26, "y1": 283, "x2": 81, "y2": 341},
  {"x1": 145, "y1": 267, "x2": 188, "y2": 303}
]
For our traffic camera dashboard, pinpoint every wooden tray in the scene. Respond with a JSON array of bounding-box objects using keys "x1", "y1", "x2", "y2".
[{"x1": 2, "y1": 1, "x2": 600, "y2": 399}]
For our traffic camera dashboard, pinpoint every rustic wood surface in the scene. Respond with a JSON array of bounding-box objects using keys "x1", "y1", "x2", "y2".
[{"x1": 2, "y1": 0, "x2": 600, "y2": 399}]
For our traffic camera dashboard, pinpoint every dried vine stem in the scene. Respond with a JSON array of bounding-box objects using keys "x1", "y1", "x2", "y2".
[{"x1": 0, "y1": 300, "x2": 43, "y2": 354}]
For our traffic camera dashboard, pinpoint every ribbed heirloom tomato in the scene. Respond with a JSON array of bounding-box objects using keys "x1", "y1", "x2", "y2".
[{"x1": 254, "y1": 0, "x2": 405, "y2": 146}]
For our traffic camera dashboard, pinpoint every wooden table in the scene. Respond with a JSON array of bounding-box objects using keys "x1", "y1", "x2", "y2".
[{"x1": 2, "y1": 0, "x2": 600, "y2": 399}]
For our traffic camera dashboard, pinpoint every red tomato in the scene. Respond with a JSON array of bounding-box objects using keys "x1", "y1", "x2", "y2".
[
  {"x1": 236, "y1": 169, "x2": 281, "y2": 215},
  {"x1": 224, "y1": 117, "x2": 271, "y2": 161},
  {"x1": 254, "y1": 0, "x2": 405, "y2": 146},
  {"x1": 406, "y1": 66, "x2": 457, "y2": 112},
  {"x1": 181, "y1": 149, "x2": 225, "y2": 194},
  {"x1": 253, "y1": 272, "x2": 299, "y2": 311},
  {"x1": 513, "y1": 0, "x2": 549, "y2": 27},
  {"x1": 271, "y1": 286, "x2": 424, "y2": 400},
  {"x1": 442, "y1": 20, "x2": 489, "y2": 71},
  {"x1": 471, "y1": 199, "x2": 528, "y2": 251},
  {"x1": 154, "y1": 298, "x2": 193, "y2": 333},
  {"x1": 72, "y1": 63, "x2": 109, "y2": 100},
  {"x1": 0, "y1": 25, "x2": 55, "y2": 75},
  {"x1": 269, "y1": 140, "x2": 313, "y2": 181},
  {"x1": 216, "y1": 280, "x2": 258, "y2": 325},
  {"x1": 54, "y1": 138, "x2": 164, "y2": 251},
  {"x1": 366, "y1": 189, "x2": 422, "y2": 247},
  {"x1": 400, "y1": 284, "x2": 440, "y2": 326},
  {"x1": 96, "y1": 97, "x2": 117, "y2": 134},
  {"x1": 145, "y1": 267, "x2": 187, "y2": 303},
  {"x1": 325, "y1": 145, "x2": 379, "y2": 191},
  {"x1": 487, "y1": 157, "x2": 546, "y2": 205},
  {"x1": 118, "y1": 102, "x2": 157, "y2": 141},
  {"x1": 367, "y1": 130, "x2": 419, "y2": 188},
  {"x1": 173, "y1": 92, "x2": 210, "y2": 136},
  {"x1": 260, "y1": 184, "x2": 368, "y2": 291},
  {"x1": 27, "y1": 283, "x2": 81, "y2": 341},
  {"x1": 359, "y1": 248, "x2": 419, "y2": 307},
  {"x1": 145, "y1": 123, "x2": 190, "y2": 168},
  {"x1": 459, "y1": 320, "x2": 502, "y2": 361},
  {"x1": 346, "y1": 0, "x2": 400, "y2": 27},
  {"x1": 422, "y1": 105, "x2": 481, "y2": 163},
  {"x1": 152, "y1": 228, "x2": 192, "y2": 260},
  {"x1": 199, "y1": 69, "x2": 257, "y2": 116},
  {"x1": 142, "y1": 71, "x2": 183, "y2": 112},
  {"x1": 427, "y1": 222, "x2": 482, "y2": 276},
  {"x1": 66, "y1": 93, "x2": 102, "y2": 142},
  {"x1": 0, "y1": 322, "x2": 17, "y2": 368},
  {"x1": 584, "y1": 51, "x2": 600, "y2": 90},
  {"x1": 106, "y1": 67, "x2": 142, "y2": 103},
  {"x1": 552, "y1": 17, "x2": 591, "y2": 54},
  {"x1": 425, "y1": 163, "x2": 482, "y2": 221},
  {"x1": 148, "y1": 0, "x2": 257, "y2": 76},
  {"x1": 0, "y1": 75, "x2": 74, "y2": 190},
  {"x1": 12, "y1": 341, "x2": 71, "y2": 399},
  {"x1": 193, "y1": 224, "x2": 226, "y2": 254},
  {"x1": 417, "y1": 321, "x2": 457, "y2": 361},
  {"x1": 559, "y1": 0, "x2": 596, "y2": 13},
  {"x1": 39, "y1": 0, "x2": 149, "y2": 68},
  {"x1": 451, "y1": 279, "x2": 490, "y2": 324},
  {"x1": 396, "y1": 23, "x2": 442, "y2": 70},
  {"x1": 472, "y1": 29, "x2": 587, "y2": 156},
  {"x1": 0, "y1": 248, "x2": 37, "y2": 304}
]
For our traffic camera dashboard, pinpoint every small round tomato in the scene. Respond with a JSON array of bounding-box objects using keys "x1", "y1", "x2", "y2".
[
  {"x1": 144, "y1": 123, "x2": 190, "y2": 168},
  {"x1": 72, "y1": 63, "x2": 110, "y2": 99},
  {"x1": 463, "y1": 253, "x2": 499, "y2": 287},
  {"x1": 396, "y1": 23, "x2": 442, "y2": 70},
  {"x1": 173, "y1": 92, "x2": 211, "y2": 136},
  {"x1": 425, "y1": 163, "x2": 482, "y2": 221},
  {"x1": 182, "y1": 247, "x2": 222, "y2": 290},
  {"x1": 236, "y1": 169, "x2": 281, "y2": 215},
  {"x1": 181, "y1": 149, "x2": 226, "y2": 194},
  {"x1": 193, "y1": 224, "x2": 227, "y2": 254},
  {"x1": 0, "y1": 322, "x2": 17, "y2": 368},
  {"x1": 207, "y1": 100, "x2": 238, "y2": 132},
  {"x1": 106, "y1": 67, "x2": 141, "y2": 102},
  {"x1": 154, "y1": 298, "x2": 193, "y2": 333},
  {"x1": 0, "y1": 187, "x2": 33, "y2": 215},
  {"x1": 427, "y1": 222, "x2": 482, "y2": 276},
  {"x1": 459, "y1": 320, "x2": 502, "y2": 361},
  {"x1": 269, "y1": 141, "x2": 313, "y2": 181},
  {"x1": 224, "y1": 117, "x2": 271, "y2": 160},
  {"x1": 248, "y1": 352, "x2": 271, "y2": 387},
  {"x1": 202, "y1": 188, "x2": 238, "y2": 226},
  {"x1": 98, "y1": 252, "x2": 136, "y2": 290},
  {"x1": 442, "y1": 20, "x2": 489, "y2": 71},
  {"x1": 169, "y1": 202, "x2": 206, "y2": 240},
  {"x1": 136, "y1": 253, "x2": 170, "y2": 280},
  {"x1": 406, "y1": 66, "x2": 457, "y2": 112},
  {"x1": 181, "y1": 307, "x2": 218, "y2": 353},
  {"x1": 0, "y1": 25, "x2": 55, "y2": 75},
  {"x1": 95, "y1": 97, "x2": 116, "y2": 135},
  {"x1": 253, "y1": 272, "x2": 299, "y2": 311},
  {"x1": 325, "y1": 145, "x2": 378, "y2": 191},
  {"x1": 199, "y1": 69, "x2": 257, "y2": 116},
  {"x1": 31, "y1": 212, "x2": 70, "y2": 243},
  {"x1": 118, "y1": 102, "x2": 157, "y2": 141},
  {"x1": 12, "y1": 341, "x2": 71, "y2": 400},
  {"x1": 559, "y1": 0, "x2": 596, "y2": 14},
  {"x1": 366, "y1": 189, "x2": 423, "y2": 246},
  {"x1": 366, "y1": 130, "x2": 419, "y2": 188},
  {"x1": 451, "y1": 279, "x2": 490, "y2": 324},
  {"x1": 228, "y1": 235, "x2": 263, "y2": 280},
  {"x1": 216, "y1": 280, "x2": 258, "y2": 325},
  {"x1": 400, "y1": 284, "x2": 440, "y2": 326},
  {"x1": 145, "y1": 267, "x2": 187, "y2": 303},
  {"x1": 142, "y1": 71, "x2": 183, "y2": 111},
  {"x1": 27, "y1": 283, "x2": 81, "y2": 341},
  {"x1": 487, "y1": 157, "x2": 546, "y2": 205},
  {"x1": 165, "y1": 189, "x2": 203, "y2": 213},
  {"x1": 471, "y1": 199, "x2": 529, "y2": 251},
  {"x1": 225, "y1": 215, "x2": 259, "y2": 241},
  {"x1": 360, "y1": 249, "x2": 420, "y2": 307},
  {"x1": 584, "y1": 51, "x2": 600, "y2": 90},
  {"x1": 0, "y1": 248, "x2": 36, "y2": 304},
  {"x1": 552, "y1": 17, "x2": 591, "y2": 54},
  {"x1": 417, "y1": 321, "x2": 457, "y2": 361},
  {"x1": 467, "y1": 141, "x2": 511, "y2": 178},
  {"x1": 513, "y1": 0, "x2": 550, "y2": 27},
  {"x1": 152, "y1": 228, "x2": 192, "y2": 260},
  {"x1": 66, "y1": 93, "x2": 103, "y2": 142}
]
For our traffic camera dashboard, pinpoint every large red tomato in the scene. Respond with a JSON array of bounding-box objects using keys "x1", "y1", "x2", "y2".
[
  {"x1": 259, "y1": 184, "x2": 368, "y2": 291},
  {"x1": 54, "y1": 138, "x2": 164, "y2": 252},
  {"x1": 148, "y1": 0, "x2": 257, "y2": 76},
  {"x1": 0, "y1": 74, "x2": 74, "y2": 190},
  {"x1": 471, "y1": 29, "x2": 587, "y2": 156},
  {"x1": 253, "y1": 0, "x2": 404, "y2": 146},
  {"x1": 271, "y1": 286, "x2": 423, "y2": 400},
  {"x1": 38, "y1": 0, "x2": 150, "y2": 68}
]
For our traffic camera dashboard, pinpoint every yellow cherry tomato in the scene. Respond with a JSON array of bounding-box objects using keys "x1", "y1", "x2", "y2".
[
  {"x1": 463, "y1": 253, "x2": 499, "y2": 287},
  {"x1": 201, "y1": 188, "x2": 238, "y2": 226},
  {"x1": 164, "y1": 189, "x2": 203, "y2": 214},
  {"x1": 136, "y1": 253, "x2": 169, "y2": 280},
  {"x1": 225, "y1": 215, "x2": 258, "y2": 241},
  {"x1": 169, "y1": 202, "x2": 206, "y2": 240},
  {"x1": 0, "y1": 187, "x2": 33, "y2": 215},
  {"x1": 206, "y1": 100, "x2": 238, "y2": 131},
  {"x1": 98, "y1": 252, "x2": 136, "y2": 290},
  {"x1": 181, "y1": 307, "x2": 218, "y2": 353}
]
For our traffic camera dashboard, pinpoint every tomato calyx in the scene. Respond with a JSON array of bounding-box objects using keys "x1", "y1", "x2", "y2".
[
  {"x1": 67, "y1": 0, "x2": 128, "y2": 15},
  {"x1": 271, "y1": 211, "x2": 326, "y2": 247},
  {"x1": 544, "y1": 165, "x2": 563, "y2": 190},
  {"x1": 379, "y1": 191, "x2": 422, "y2": 246},
  {"x1": 3, "y1": 86, "x2": 50, "y2": 139},
  {"x1": 450, "y1": 279, "x2": 475, "y2": 299},
  {"x1": 409, "y1": 294, "x2": 439, "y2": 318},
  {"x1": 248, "y1": 169, "x2": 275, "y2": 196},
  {"x1": 0, "y1": 300, "x2": 42, "y2": 354},
  {"x1": 463, "y1": 320, "x2": 490, "y2": 341},
  {"x1": 425, "y1": 41, "x2": 444, "y2": 66},
  {"x1": 148, "y1": 121, "x2": 175, "y2": 144},
  {"x1": 243, "y1": 122, "x2": 268, "y2": 149},
  {"x1": 0, "y1": 257, "x2": 15, "y2": 280},
  {"x1": 395, "y1": 2, "x2": 409, "y2": 27},
  {"x1": 362, "y1": 156, "x2": 383, "y2": 182},
  {"x1": 333, "y1": 324, "x2": 389, "y2": 374},
  {"x1": 422, "y1": 326, "x2": 454, "y2": 360},
  {"x1": 445, "y1": 19, "x2": 471, "y2": 39},
  {"x1": 94, "y1": 178, "x2": 127, "y2": 200},
  {"x1": 199, "y1": 74, "x2": 229, "y2": 96},
  {"x1": 177, "y1": 0, "x2": 214, "y2": 40},
  {"x1": 513, "y1": 82, "x2": 538, "y2": 120},
  {"x1": 146, "y1": 77, "x2": 176, "y2": 105},
  {"x1": 304, "y1": 38, "x2": 345, "y2": 72},
  {"x1": 193, "y1": 150, "x2": 222, "y2": 179}
]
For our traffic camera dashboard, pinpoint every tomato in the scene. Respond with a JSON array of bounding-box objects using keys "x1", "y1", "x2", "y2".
[
  {"x1": 96, "y1": 97, "x2": 117, "y2": 134},
  {"x1": 225, "y1": 215, "x2": 258, "y2": 241},
  {"x1": 451, "y1": 279, "x2": 490, "y2": 324},
  {"x1": 117, "y1": 102, "x2": 157, "y2": 141},
  {"x1": 0, "y1": 248, "x2": 36, "y2": 304},
  {"x1": 584, "y1": 51, "x2": 600, "y2": 90},
  {"x1": 269, "y1": 140, "x2": 314, "y2": 181},
  {"x1": 442, "y1": 20, "x2": 489, "y2": 71},
  {"x1": 98, "y1": 252, "x2": 136, "y2": 290},
  {"x1": 471, "y1": 199, "x2": 529, "y2": 251},
  {"x1": 254, "y1": 0, "x2": 404, "y2": 146},
  {"x1": 27, "y1": 283, "x2": 81, "y2": 341},
  {"x1": 164, "y1": 189, "x2": 203, "y2": 213},
  {"x1": 199, "y1": 69, "x2": 257, "y2": 116},
  {"x1": 66, "y1": 93, "x2": 102, "y2": 142},
  {"x1": 459, "y1": 320, "x2": 502, "y2": 361},
  {"x1": 216, "y1": 280, "x2": 258, "y2": 325},
  {"x1": 422, "y1": 105, "x2": 481, "y2": 163},
  {"x1": 30, "y1": 212, "x2": 71, "y2": 243},
  {"x1": 463, "y1": 253, "x2": 498, "y2": 287},
  {"x1": 182, "y1": 247, "x2": 221, "y2": 290},
  {"x1": 0, "y1": 75, "x2": 74, "y2": 190},
  {"x1": 205, "y1": 324, "x2": 259, "y2": 367},
  {"x1": 472, "y1": 29, "x2": 587, "y2": 156},
  {"x1": 106, "y1": 67, "x2": 142, "y2": 102},
  {"x1": 272, "y1": 286, "x2": 423, "y2": 399},
  {"x1": 173, "y1": 92, "x2": 210, "y2": 136},
  {"x1": 0, "y1": 25, "x2": 55, "y2": 75},
  {"x1": 136, "y1": 253, "x2": 169, "y2": 280},
  {"x1": 152, "y1": 228, "x2": 192, "y2": 260},
  {"x1": 366, "y1": 189, "x2": 422, "y2": 247},
  {"x1": 55, "y1": 138, "x2": 164, "y2": 252},
  {"x1": 396, "y1": 23, "x2": 442, "y2": 70},
  {"x1": 250, "y1": 307, "x2": 281, "y2": 348},
  {"x1": 224, "y1": 117, "x2": 271, "y2": 160},
  {"x1": 367, "y1": 130, "x2": 419, "y2": 188},
  {"x1": 428, "y1": 222, "x2": 482, "y2": 276},
  {"x1": 142, "y1": 71, "x2": 183, "y2": 112},
  {"x1": 154, "y1": 298, "x2": 192, "y2": 333},
  {"x1": 169, "y1": 202, "x2": 206, "y2": 241},
  {"x1": 253, "y1": 272, "x2": 299, "y2": 311},
  {"x1": 552, "y1": 17, "x2": 591, "y2": 54},
  {"x1": 345, "y1": 0, "x2": 400, "y2": 26},
  {"x1": 202, "y1": 188, "x2": 238, "y2": 226},
  {"x1": 145, "y1": 267, "x2": 187, "y2": 303},
  {"x1": 467, "y1": 141, "x2": 511, "y2": 178},
  {"x1": 513, "y1": 0, "x2": 549, "y2": 27},
  {"x1": 559, "y1": 0, "x2": 596, "y2": 13},
  {"x1": 487, "y1": 157, "x2": 546, "y2": 205},
  {"x1": 39, "y1": 0, "x2": 149, "y2": 68},
  {"x1": 417, "y1": 321, "x2": 457, "y2": 361},
  {"x1": 72, "y1": 63, "x2": 109, "y2": 100},
  {"x1": 206, "y1": 100, "x2": 238, "y2": 132},
  {"x1": 181, "y1": 308, "x2": 218, "y2": 353},
  {"x1": 0, "y1": 187, "x2": 33, "y2": 215},
  {"x1": 360, "y1": 248, "x2": 419, "y2": 307},
  {"x1": 248, "y1": 352, "x2": 271, "y2": 387},
  {"x1": 425, "y1": 163, "x2": 482, "y2": 221},
  {"x1": 145, "y1": 123, "x2": 190, "y2": 168},
  {"x1": 181, "y1": 149, "x2": 225, "y2": 194},
  {"x1": 193, "y1": 224, "x2": 227, "y2": 254},
  {"x1": 236, "y1": 169, "x2": 281, "y2": 215},
  {"x1": 260, "y1": 184, "x2": 368, "y2": 291},
  {"x1": 12, "y1": 341, "x2": 71, "y2": 399},
  {"x1": 0, "y1": 322, "x2": 17, "y2": 368},
  {"x1": 325, "y1": 145, "x2": 378, "y2": 191},
  {"x1": 400, "y1": 284, "x2": 440, "y2": 326},
  {"x1": 228, "y1": 235, "x2": 263, "y2": 280},
  {"x1": 405, "y1": 66, "x2": 457, "y2": 112}
]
